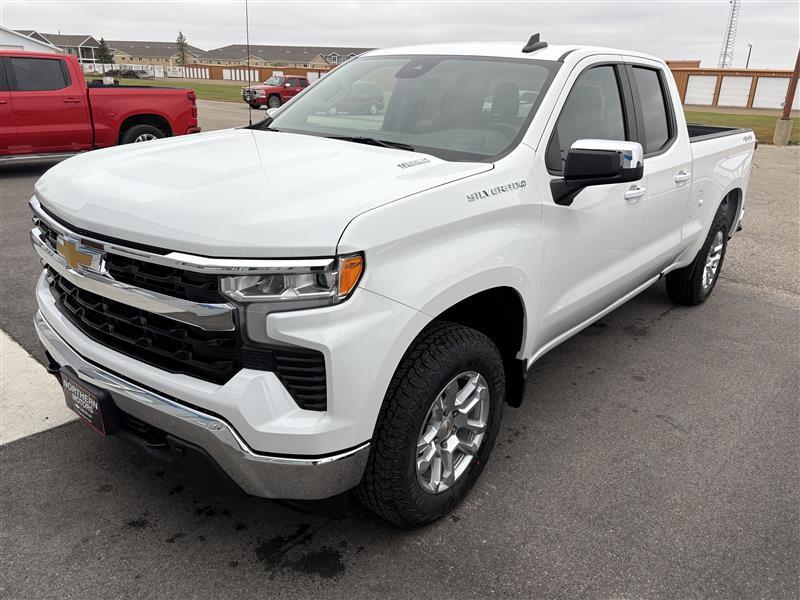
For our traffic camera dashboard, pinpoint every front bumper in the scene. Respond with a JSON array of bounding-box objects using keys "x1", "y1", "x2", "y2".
[{"x1": 35, "y1": 310, "x2": 370, "y2": 500}]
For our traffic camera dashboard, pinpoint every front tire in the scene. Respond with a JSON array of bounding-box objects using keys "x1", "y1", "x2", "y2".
[
  {"x1": 267, "y1": 95, "x2": 281, "y2": 109},
  {"x1": 666, "y1": 202, "x2": 729, "y2": 305},
  {"x1": 357, "y1": 322, "x2": 505, "y2": 528}
]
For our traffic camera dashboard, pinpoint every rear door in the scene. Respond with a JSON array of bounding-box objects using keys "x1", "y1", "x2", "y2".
[
  {"x1": 0, "y1": 58, "x2": 19, "y2": 154},
  {"x1": 5, "y1": 55, "x2": 93, "y2": 153},
  {"x1": 533, "y1": 58, "x2": 649, "y2": 346},
  {"x1": 624, "y1": 59, "x2": 693, "y2": 270}
]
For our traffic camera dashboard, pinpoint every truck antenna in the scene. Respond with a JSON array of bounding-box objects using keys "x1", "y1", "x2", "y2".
[
  {"x1": 522, "y1": 33, "x2": 548, "y2": 53},
  {"x1": 245, "y1": 0, "x2": 253, "y2": 126}
]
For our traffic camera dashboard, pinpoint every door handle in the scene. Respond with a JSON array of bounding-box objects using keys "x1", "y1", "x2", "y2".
[
  {"x1": 63, "y1": 98, "x2": 81, "y2": 104},
  {"x1": 624, "y1": 185, "x2": 647, "y2": 201},
  {"x1": 0, "y1": 99, "x2": 8, "y2": 105},
  {"x1": 673, "y1": 170, "x2": 691, "y2": 183}
]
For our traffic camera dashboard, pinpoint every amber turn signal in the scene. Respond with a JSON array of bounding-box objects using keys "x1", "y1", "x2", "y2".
[{"x1": 338, "y1": 254, "x2": 364, "y2": 297}]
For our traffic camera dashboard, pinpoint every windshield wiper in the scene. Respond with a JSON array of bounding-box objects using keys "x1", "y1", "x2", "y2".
[
  {"x1": 327, "y1": 136, "x2": 416, "y2": 152},
  {"x1": 249, "y1": 116, "x2": 280, "y2": 132}
]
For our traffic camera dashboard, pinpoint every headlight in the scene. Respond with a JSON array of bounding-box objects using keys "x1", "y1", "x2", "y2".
[{"x1": 220, "y1": 253, "x2": 364, "y2": 306}]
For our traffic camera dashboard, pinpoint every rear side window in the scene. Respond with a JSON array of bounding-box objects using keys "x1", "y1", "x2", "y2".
[
  {"x1": 546, "y1": 65, "x2": 627, "y2": 172},
  {"x1": 0, "y1": 60, "x2": 8, "y2": 91},
  {"x1": 631, "y1": 67, "x2": 671, "y2": 154},
  {"x1": 8, "y1": 57, "x2": 70, "y2": 91},
  {"x1": 299, "y1": 78, "x2": 309, "y2": 88}
]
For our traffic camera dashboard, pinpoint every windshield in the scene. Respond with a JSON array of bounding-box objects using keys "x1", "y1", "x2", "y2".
[
  {"x1": 266, "y1": 55, "x2": 559, "y2": 162},
  {"x1": 263, "y1": 76, "x2": 284, "y2": 86}
]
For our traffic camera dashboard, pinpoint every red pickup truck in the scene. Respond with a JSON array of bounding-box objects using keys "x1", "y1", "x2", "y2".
[
  {"x1": 241, "y1": 75, "x2": 309, "y2": 109},
  {"x1": 0, "y1": 51, "x2": 200, "y2": 161}
]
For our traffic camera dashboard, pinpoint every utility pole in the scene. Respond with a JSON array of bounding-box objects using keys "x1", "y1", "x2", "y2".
[
  {"x1": 745, "y1": 43, "x2": 752, "y2": 69},
  {"x1": 773, "y1": 48, "x2": 800, "y2": 145}
]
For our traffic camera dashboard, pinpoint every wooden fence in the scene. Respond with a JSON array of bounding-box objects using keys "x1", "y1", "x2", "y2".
[{"x1": 668, "y1": 67, "x2": 799, "y2": 110}]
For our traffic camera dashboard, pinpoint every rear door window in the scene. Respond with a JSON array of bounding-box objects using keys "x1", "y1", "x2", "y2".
[
  {"x1": 8, "y1": 57, "x2": 70, "y2": 91},
  {"x1": 631, "y1": 67, "x2": 672, "y2": 154}
]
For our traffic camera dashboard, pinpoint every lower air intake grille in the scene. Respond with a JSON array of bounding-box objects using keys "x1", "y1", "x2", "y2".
[{"x1": 47, "y1": 268, "x2": 327, "y2": 410}]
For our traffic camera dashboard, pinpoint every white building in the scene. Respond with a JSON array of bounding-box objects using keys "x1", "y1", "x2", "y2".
[{"x1": 0, "y1": 26, "x2": 62, "y2": 53}]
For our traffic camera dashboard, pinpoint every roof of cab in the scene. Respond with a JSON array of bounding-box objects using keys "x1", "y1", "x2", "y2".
[
  {"x1": 0, "y1": 49, "x2": 72, "y2": 59},
  {"x1": 364, "y1": 42, "x2": 664, "y2": 65}
]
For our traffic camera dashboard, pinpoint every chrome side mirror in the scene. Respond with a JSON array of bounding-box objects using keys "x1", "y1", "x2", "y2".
[{"x1": 551, "y1": 139, "x2": 644, "y2": 206}]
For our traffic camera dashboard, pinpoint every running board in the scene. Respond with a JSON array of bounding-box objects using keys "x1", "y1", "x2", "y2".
[{"x1": 527, "y1": 274, "x2": 662, "y2": 368}]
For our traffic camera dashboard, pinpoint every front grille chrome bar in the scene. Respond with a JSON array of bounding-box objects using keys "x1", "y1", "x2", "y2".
[
  {"x1": 31, "y1": 228, "x2": 236, "y2": 332},
  {"x1": 30, "y1": 197, "x2": 335, "y2": 275}
]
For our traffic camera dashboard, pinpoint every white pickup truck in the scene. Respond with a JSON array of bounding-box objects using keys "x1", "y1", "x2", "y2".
[{"x1": 31, "y1": 37, "x2": 755, "y2": 527}]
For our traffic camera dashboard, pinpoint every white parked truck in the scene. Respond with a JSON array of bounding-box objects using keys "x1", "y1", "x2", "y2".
[{"x1": 32, "y1": 36, "x2": 754, "y2": 527}]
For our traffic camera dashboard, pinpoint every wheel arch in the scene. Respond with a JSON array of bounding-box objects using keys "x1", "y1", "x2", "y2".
[
  {"x1": 430, "y1": 286, "x2": 528, "y2": 407},
  {"x1": 721, "y1": 187, "x2": 743, "y2": 236},
  {"x1": 118, "y1": 113, "x2": 173, "y2": 143}
]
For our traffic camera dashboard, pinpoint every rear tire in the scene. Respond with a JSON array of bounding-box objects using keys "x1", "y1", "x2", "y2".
[
  {"x1": 120, "y1": 124, "x2": 165, "y2": 144},
  {"x1": 666, "y1": 202, "x2": 729, "y2": 306},
  {"x1": 357, "y1": 321, "x2": 505, "y2": 528}
]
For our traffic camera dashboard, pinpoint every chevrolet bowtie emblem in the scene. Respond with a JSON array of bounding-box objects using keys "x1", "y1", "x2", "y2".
[{"x1": 57, "y1": 238, "x2": 94, "y2": 270}]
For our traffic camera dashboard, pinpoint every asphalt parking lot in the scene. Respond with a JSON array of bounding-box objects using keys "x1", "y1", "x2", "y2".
[{"x1": 1, "y1": 101, "x2": 798, "y2": 600}]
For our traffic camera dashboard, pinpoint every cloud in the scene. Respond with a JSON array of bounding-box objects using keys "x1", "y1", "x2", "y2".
[{"x1": 3, "y1": 0, "x2": 798, "y2": 69}]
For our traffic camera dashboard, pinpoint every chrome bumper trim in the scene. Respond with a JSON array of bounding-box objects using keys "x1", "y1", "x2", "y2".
[
  {"x1": 31, "y1": 227, "x2": 236, "y2": 332},
  {"x1": 35, "y1": 311, "x2": 370, "y2": 500},
  {"x1": 30, "y1": 197, "x2": 334, "y2": 275}
]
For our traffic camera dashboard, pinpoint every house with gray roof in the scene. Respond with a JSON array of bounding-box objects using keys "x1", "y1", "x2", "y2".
[
  {"x1": 108, "y1": 40, "x2": 206, "y2": 67},
  {"x1": 15, "y1": 30, "x2": 99, "y2": 62},
  {"x1": 198, "y1": 44, "x2": 372, "y2": 67}
]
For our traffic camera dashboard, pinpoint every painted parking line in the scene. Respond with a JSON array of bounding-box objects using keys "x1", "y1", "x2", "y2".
[{"x1": 0, "y1": 329, "x2": 76, "y2": 445}]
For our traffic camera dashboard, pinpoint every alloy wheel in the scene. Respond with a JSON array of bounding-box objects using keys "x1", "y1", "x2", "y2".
[{"x1": 415, "y1": 371, "x2": 490, "y2": 494}]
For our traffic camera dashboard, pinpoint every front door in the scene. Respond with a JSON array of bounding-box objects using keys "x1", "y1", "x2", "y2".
[
  {"x1": 5, "y1": 55, "x2": 93, "y2": 154},
  {"x1": 282, "y1": 77, "x2": 302, "y2": 102},
  {"x1": 534, "y1": 60, "x2": 650, "y2": 347}
]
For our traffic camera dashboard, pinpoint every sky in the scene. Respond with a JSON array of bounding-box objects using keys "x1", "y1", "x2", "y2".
[{"x1": 2, "y1": 0, "x2": 798, "y2": 69}]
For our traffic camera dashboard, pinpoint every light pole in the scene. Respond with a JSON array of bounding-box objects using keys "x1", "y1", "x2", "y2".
[{"x1": 745, "y1": 43, "x2": 753, "y2": 69}]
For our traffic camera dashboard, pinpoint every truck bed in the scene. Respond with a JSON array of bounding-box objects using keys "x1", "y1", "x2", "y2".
[{"x1": 687, "y1": 123, "x2": 752, "y2": 143}]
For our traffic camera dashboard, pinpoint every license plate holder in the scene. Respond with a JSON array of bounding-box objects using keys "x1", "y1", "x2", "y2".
[{"x1": 60, "y1": 367, "x2": 119, "y2": 435}]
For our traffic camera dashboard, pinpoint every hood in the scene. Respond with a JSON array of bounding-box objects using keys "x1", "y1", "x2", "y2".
[{"x1": 34, "y1": 128, "x2": 491, "y2": 257}]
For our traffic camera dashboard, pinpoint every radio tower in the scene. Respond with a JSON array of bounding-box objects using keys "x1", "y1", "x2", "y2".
[{"x1": 717, "y1": 0, "x2": 742, "y2": 68}]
